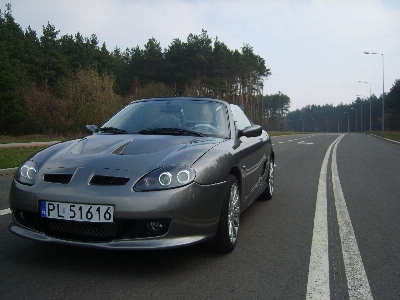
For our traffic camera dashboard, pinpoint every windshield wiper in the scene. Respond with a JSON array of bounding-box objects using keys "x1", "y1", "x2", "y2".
[
  {"x1": 137, "y1": 128, "x2": 207, "y2": 137},
  {"x1": 98, "y1": 127, "x2": 130, "y2": 134}
]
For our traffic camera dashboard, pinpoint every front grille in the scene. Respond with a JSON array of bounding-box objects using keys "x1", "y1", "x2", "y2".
[
  {"x1": 41, "y1": 218, "x2": 118, "y2": 242},
  {"x1": 43, "y1": 174, "x2": 73, "y2": 184},
  {"x1": 14, "y1": 210, "x2": 171, "y2": 242},
  {"x1": 89, "y1": 175, "x2": 130, "y2": 186}
]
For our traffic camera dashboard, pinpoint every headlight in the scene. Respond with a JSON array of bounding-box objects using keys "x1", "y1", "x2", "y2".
[
  {"x1": 15, "y1": 160, "x2": 39, "y2": 186},
  {"x1": 134, "y1": 165, "x2": 195, "y2": 191}
]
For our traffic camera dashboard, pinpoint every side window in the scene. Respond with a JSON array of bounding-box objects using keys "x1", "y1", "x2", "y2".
[{"x1": 230, "y1": 105, "x2": 251, "y2": 131}]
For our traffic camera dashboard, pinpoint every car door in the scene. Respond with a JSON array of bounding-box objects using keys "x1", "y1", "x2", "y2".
[{"x1": 230, "y1": 105, "x2": 267, "y2": 204}]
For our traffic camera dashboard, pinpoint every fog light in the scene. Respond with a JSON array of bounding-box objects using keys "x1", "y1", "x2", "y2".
[
  {"x1": 17, "y1": 211, "x2": 25, "y2": 221},
  {"x1": 147, "y1": 221, "x2": 163, "y2": 234},
  {"x1": 15, "y1": 211, "x2": 27, "y2": 225}
]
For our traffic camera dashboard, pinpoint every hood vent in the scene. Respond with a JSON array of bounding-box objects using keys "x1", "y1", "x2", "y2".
[
  {"x1": 111, "y1": 140, "x2": 133, "y2": 155},
  {"x1": 89, "y1": 175, "x2": 130, "y2": 186},
  {"x1": 43, "y1": 174, "x2": 73, "y2": 184}
]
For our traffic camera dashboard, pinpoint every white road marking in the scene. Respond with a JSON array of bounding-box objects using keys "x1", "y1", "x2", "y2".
[
  {"x1": 306, "y1": 135, "x2": 342, "y2": 300},
  {"x1": 0, "y1": 208, "x2": 11, "y2": 216},
  {"x1": 307, "y1": 134, "x2": 373, "y2": 299},
  {"x1": 298, "y1": 141, "x2": 314, "y2": 145},
  {"x1": 332, "y1": 138, "x2": 373, "y2": 299}
]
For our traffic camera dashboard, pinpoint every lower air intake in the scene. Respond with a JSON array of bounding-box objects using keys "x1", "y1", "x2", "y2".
[{"x1": 42, "y1": 219, "x2": 117, "y2": 242}]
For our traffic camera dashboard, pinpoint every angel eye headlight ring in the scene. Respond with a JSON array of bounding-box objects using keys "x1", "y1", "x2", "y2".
[
  {"x1": 177, "y1": 170, "x2": 190, "y2": 184},
  {"x1": 134, "y1": 166, "x2": 195, "y2": 191},
  {"x1": 15, "y1": 160, "x2": 39, "y2": 186},
  {"x1": 159, "y1": 172, "x2": 172, "y2": 186}
]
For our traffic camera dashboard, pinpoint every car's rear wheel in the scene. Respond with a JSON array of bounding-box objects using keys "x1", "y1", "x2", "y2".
[
  {"x1": 260, "y1": 156, "x2": 274, "y2": 200},
  {"x1": 206, "y1": 175, "x2": 240, "y2": 253}
]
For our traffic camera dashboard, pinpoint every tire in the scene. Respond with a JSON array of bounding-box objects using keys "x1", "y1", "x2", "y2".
[
  {"x1": 206, "y1": 175, "x2": 240, "y2": 253},
  {"x1": 260, "y1": 156, "x2": 274, "y2": 200}
]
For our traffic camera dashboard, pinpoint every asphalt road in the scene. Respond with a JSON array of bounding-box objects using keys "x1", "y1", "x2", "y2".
[{"x1": 1, "y1": 133, "x2": 399, "y2": 299}]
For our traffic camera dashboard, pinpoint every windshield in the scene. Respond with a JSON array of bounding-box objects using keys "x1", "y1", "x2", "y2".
[{"x1": 100, "y1": 99, "x2": 229, "y2": 138}]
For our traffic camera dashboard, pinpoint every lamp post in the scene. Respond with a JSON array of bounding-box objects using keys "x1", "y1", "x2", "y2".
[
  {"x1": 344, "y1": 112, "x2": 349, "y2": 133},
  {"x1": 358, "y1": 81, "x2": 372, "y2": 132},
  {"x1": 299, "y1": 119, "x2": 305, "y2": 132},
  {"x1": 312, "y1": 118, "x2": 316, "y2": 132},
  {"x1": 364, "y1": 52, "x2": 384, "y2": 134},
  {"x1": 334, "y1": 114, "x2": 339, "y2": 133},
  {"x1": 351, "y1": 107, "x2": 357, "y2": 132},
  {"x1": 323, "y1": 116, "x2": 328, "y2": 133},
  {"x1": 356, "y1": 95, "x2": 363, "y2": 132}
]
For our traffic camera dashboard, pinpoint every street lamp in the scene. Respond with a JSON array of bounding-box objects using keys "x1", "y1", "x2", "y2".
[
  {"x1": 334, "y1": 114, "x2": 339, "y2": 133},
  {"x1": 344, "y1": 112, "x2": 349, "y2": 133},
  {"x1": 311, "y1": 118, "x2": 316, "y2": 132},
  {"x1": 356, "y1": 95, "x2": 363, "y2": 132},
  {"x1": 351, "y1": 107, "x2": 357, "y2": 132},
  {"x1": 364, "y1": 52, "x2": 384, "y2": 134},
  {"x1": 299, "y1": 119, "x2": 305, "y2": 132},
  {"x1": 358, "y1": 81, "x2": 372, "y2": 131}
]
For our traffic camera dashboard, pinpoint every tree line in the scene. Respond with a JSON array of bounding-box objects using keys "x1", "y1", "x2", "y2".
[
  {"x1": 1, "y1": 4, "x2": 288, "y2": 135},
  {"x1": 287, "y1": 79, "x2": 400, "y2": 133}
]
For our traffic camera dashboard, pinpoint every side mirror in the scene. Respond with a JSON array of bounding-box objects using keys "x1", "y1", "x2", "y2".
[
  {"x1": 238, "y1": 125, "x2": 262, "y2": 138},
  {"x1": 86, "y1": 124, "x2": 98, "y2": 134}
]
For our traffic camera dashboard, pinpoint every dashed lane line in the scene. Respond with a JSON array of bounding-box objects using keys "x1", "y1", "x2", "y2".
[{"x1": 0, "y1": 208, "x2": 11, "y2": 216}]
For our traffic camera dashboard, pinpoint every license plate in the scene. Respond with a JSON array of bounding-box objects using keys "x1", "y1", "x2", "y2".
[{"x1": 40, "y1": 201, "x2": 114, "y2": 223}]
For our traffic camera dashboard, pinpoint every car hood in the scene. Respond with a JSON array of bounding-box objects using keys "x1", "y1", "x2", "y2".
[{"x1": 34, "y1": 134, "x2": 224, "y2": 174}]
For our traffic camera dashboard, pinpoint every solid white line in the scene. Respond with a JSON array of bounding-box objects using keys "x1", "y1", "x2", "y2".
[
  {"x1": 0, "y1": 208, "x2": 11, "y2": 216},
  {"x1": 332, "y1": 137, "x2": 373, "y2": 299},
  {"x1": 306, "y1": 134, "x2": 343, "y2": 299}
]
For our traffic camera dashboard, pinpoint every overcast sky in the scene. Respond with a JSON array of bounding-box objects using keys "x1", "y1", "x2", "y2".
[{"x1": 3, "y1": 0, "x2": 400, "y2": 111}]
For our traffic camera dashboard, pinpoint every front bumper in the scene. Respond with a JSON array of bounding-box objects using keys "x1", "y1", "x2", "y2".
[
  {"x1": 9, "y1": 172, "x2": 226, "y2": 250},
  {"x1": 8, "y1": 222, "x2": 212, "y2": 250}
]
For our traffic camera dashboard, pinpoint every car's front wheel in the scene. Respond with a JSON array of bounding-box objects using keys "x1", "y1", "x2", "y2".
[{"x1": 206, "y1": 175, "x2": 240, "y2": 253}]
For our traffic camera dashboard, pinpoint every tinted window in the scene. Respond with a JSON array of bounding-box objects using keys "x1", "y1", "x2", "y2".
[{"x1": 101, "y1": 99, "x2": 229, "y2": 138}]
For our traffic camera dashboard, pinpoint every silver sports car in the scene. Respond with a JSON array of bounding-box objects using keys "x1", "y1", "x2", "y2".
[{"x1": 9, "y1": 97, "x2": 274, "y2": 253}]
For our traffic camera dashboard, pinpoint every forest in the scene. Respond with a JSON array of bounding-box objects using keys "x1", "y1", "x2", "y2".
[
  {"x1": 287, "y1": 80, "x2": 400, "y2": 133},
  {"x1": 0, "y1": 4, "x2": 283, "y2": 135},
  {"x1": 1, "y1": 4, "x2": 399, "y2": 136}
]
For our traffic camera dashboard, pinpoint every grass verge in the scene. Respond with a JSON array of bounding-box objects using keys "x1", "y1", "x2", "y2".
[
  {"x1": 369, "y1": 131, "x2": 400, "y2": 142},
  {"x1": 0, "y1": 146, "x2": 47, "y2": 169}
]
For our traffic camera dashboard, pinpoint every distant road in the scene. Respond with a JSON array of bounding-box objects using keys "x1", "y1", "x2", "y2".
[
  {"x1": 1, "y1": 133, "x2": 399, "y2": 299},
  {"x1": 0, "y1": 141, "x2": 60, "y2": 148}
]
